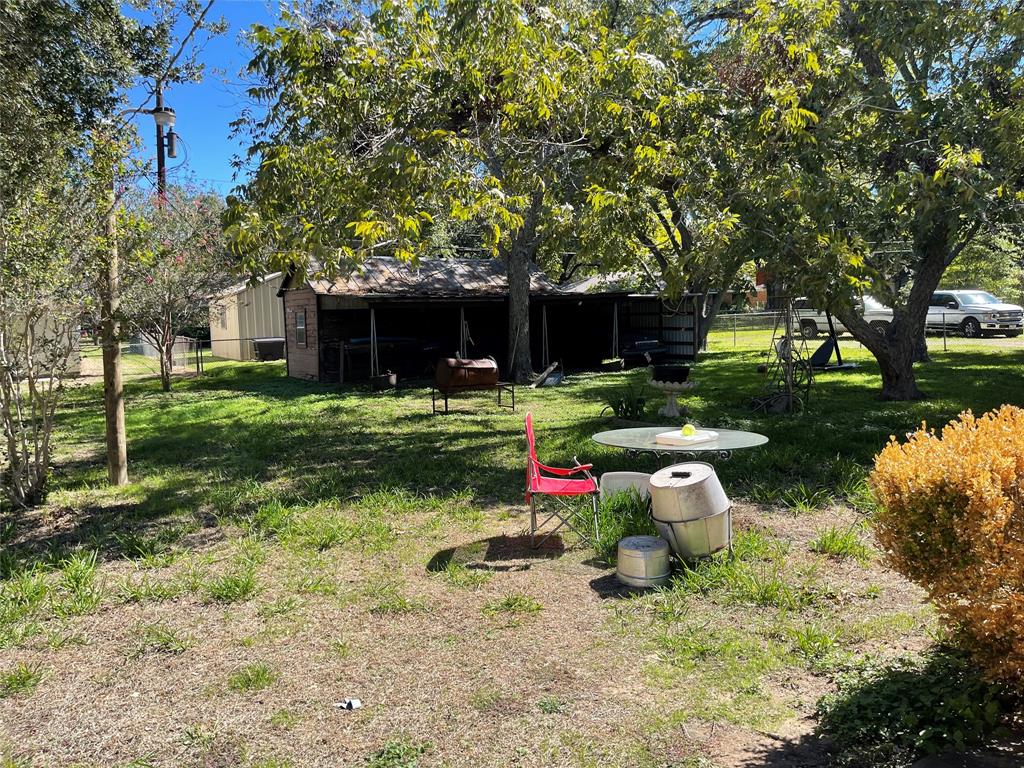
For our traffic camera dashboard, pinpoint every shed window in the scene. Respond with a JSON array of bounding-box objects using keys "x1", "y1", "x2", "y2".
[{"x1": 295, "y1": 310, "x2": 307, "y2": 347}]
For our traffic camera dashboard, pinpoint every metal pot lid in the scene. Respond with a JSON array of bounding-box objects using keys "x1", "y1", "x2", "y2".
[
  {"x1": 618, "y1": 535, "x2": 669, "y2": 553},
  {"x1": 649, "y1": 462, "x2": 717, "y2": 490}
]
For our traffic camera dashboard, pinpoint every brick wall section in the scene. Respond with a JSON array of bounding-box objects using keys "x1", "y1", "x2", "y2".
[{"x1": 283, "y1": 288, "x2": 319, "y2": 380}]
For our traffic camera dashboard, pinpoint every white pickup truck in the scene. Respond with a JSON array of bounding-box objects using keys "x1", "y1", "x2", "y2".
[
  {"x1": 794, "y1": 296, "x2": 893, "y2": 338},
  {"x1": 926, "y1": 290, "x2": 1023, "y2": 338}
]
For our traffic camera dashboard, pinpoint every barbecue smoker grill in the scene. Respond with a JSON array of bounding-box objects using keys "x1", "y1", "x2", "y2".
[{"x1": 431, "y1": 357, "x2": 515, "y2": 414}]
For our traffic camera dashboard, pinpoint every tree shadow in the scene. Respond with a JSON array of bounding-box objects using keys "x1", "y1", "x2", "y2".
[
  {"x1": 426, "y1": 534, "x2": 566, "y2": 573},
  {"x1": 3, "y1": 470, "x2": 214, "y2": 570},
  {"x1": 29, "y1": 346, "x2": 1024, "y2": 570},
  {"x1": 752, "y1": 649, "x2": 1021, "y2": 768}
]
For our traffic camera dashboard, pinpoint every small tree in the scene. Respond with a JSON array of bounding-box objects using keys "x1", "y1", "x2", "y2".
[
  {"x1": 0, "y1": 165, "x2": 95, "y2": 508},
  {"x1": 123, "y1": 188, "x2": 231, "y2": 391}
]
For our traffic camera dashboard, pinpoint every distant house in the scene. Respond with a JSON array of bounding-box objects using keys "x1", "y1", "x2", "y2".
[
  {"x1": 208, "y1": 273, "x2": 285, "y2": 361},
  {"x1": 276, "y1": 257, "x2": 702, "y2": 383}
]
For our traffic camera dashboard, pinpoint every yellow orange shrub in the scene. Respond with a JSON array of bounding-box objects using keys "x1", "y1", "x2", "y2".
[{"x1": 871, "y1": 405, "x2": 1024, "y2": 688}]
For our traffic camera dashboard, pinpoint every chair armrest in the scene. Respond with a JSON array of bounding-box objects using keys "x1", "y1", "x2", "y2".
[{"x1": 535, "y1": 461, "x2": 593, "y2": 476}]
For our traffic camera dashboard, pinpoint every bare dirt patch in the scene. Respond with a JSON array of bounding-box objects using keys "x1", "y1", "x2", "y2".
[{"x1": 0, "y1": 500, "x2": 930, "y2": 768}]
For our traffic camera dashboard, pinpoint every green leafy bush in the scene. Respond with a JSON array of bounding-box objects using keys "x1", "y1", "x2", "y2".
[
  {"x1": 600, "y1": 385, "x2": 647, "y2": 420},
  {"x1": 817, "y1": 649, "x2": 1012, "y2": 767}
]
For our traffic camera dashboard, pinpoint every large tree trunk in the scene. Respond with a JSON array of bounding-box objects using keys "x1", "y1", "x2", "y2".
[
  {"x1": 506, "y1": 245, "x2": 533, "y2": 383},
  {"x1": 694, "y1": 289, "x2": 727, "y2": 351},
  {"x1": 99, "y1": 177, "x2": 128, "y2": 485},
  {"x1": 835, "y1": 222, "x2": 951, "y2": 400},
  {"x1": 836, "y1": 306, "x2": 926, "y2": 400},
  {"x1": 877, "y1": 345, "x2": 924, "y2": 400},
  {"x1": 504, "y1": 189, "x2": 545, "y2": 384}
]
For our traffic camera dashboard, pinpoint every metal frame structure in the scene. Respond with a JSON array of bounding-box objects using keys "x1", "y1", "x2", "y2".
[
  {"x1": 431, "y1": 380, "x2": 515, "y2": 414},
  {"x1": 525, "y1": 413, "x2": 600, "y2": 548}
]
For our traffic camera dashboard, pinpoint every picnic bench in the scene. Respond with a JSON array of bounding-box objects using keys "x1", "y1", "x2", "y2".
[{"x1": 432, "y1": 357, "x2": 515, "y2": 414}]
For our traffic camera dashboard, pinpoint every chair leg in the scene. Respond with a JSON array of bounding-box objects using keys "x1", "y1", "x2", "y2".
[
  {"x1": 592, "y1": 494, "x2": 600, "y2": 547},
  {"x1": 530, "y1": 496, "x2": 537, "y2": 548}
]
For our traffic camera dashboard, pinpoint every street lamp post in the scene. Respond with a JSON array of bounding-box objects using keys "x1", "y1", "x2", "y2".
[{"x1": 151, "y1": 84, "x2": 178, "y2": 199}]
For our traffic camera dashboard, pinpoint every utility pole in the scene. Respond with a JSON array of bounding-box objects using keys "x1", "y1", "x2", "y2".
[
  {"x1": 152, "y1": 82, "x2": 177, "y2": 202},
  {"x1": 155, "y1": 84, "x2": 166, "y2": 199}
]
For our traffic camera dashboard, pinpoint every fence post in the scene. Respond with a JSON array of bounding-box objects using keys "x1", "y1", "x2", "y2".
[
  {"x1": 733, "y1": 314, "x2": 737, "y2": 347},
  {"x1": 943, "y1": 313, "x2": 947, "y2": 352}
]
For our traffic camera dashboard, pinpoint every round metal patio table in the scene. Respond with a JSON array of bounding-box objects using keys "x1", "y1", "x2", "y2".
[{"x1": 591, "y1": 426, "x2": 769, "y2": 464}]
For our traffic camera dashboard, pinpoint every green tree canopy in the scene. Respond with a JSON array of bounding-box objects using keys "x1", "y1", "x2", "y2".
[
  {"x1": 227, "y1": 0, "x2": 765, "y2": 378},
  {"x1": 0, "y1": 0, "x2": 157, "y2": 203},
  {"x1": 725, "y1": 0, "x2": 1024, "y2": 398}
]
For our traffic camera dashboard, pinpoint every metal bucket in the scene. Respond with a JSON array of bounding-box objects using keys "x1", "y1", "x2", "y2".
[
  {"x1": 653, "y1": 508, "x2": 732, "y2": 560},
  {"x1": 649, "y1": 462, "x2": 730, "y2": 522},
  {"x1": 616, "y1": 535, "x2": 671, "y2": 588}
]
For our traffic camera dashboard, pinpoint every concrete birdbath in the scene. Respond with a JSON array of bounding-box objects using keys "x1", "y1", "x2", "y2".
[{"x1": 650, "y1": 365, "x2": 695, "y2": 418}]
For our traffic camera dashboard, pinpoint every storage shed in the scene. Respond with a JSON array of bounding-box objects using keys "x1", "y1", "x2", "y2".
[
  {"x1": 208, "y1": 273, "x2": 285, "y2": 361},
  {"x1": 277, "y1": 257, "x2": 700, "y2": 383}
]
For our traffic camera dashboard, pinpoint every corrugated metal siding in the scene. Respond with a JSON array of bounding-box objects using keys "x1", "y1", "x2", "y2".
[
  {"x1": 306, "y1": 257, "x2": 560, "y2": 298},
  {"x1": 662, "y1": 309, "x2": 696, "y2": 360},
  {"x1": 208, "y1": 274, "x2": 284, "y2": 361}
]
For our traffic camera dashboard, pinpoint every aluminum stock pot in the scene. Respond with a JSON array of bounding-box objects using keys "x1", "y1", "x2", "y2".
[
  {"x1": 616, "y1": 535, "x2": 671, "y2": 588},
  {"x1": 649, "y1": 462, "x2": 732, "y2": 559},
  {"x1": 649, "y1": 462, "x2": 730, "y2": 522}
]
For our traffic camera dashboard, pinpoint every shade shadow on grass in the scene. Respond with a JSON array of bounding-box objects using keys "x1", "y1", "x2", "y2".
[
  {"x1": 426, "y1": 534, "x2": 565, "y2": 574},
  {"x1": 754, "y1": 648, "x2": 1020, "y2": 768},
  {"x1": 27, "y1": 346, "x2": 1024, "y2": 568}
]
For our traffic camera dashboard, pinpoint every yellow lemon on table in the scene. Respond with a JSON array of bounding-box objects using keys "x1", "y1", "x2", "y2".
[{"x1": 681, "y1": 423, "x2": 697, "y2": 437}]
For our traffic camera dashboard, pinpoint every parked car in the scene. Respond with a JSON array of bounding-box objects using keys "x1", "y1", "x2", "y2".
[
  {"x1": 926, "y1": 290, "x2": 1023, "y2": 338},
  {"x1": 794, "y1": 296, "x2": 893, "y2": 338}
]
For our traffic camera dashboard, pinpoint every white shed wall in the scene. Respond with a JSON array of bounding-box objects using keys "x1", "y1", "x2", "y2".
[{"x1": 209, "y1": 274, "x2": 285, "y2": 361}]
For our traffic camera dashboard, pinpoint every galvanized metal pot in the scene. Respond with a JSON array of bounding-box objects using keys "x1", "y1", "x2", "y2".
[
  {"x1": 650, "y1": 462, "x2": 732, "y2": 559},
  {"x1": 649, "y1": 462, "x2": 730, "y2": 522},
  {"x1": 616, "y1": 535, "x2": 671, "y2": 588}
]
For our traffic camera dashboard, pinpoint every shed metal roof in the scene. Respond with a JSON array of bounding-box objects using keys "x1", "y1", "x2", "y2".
[
  {"x1": 212, "y1": 272, "x2": 283, "y2": 300},
  {"x1": 284, "y1": 257, "x2": 564, "y2": 299}
]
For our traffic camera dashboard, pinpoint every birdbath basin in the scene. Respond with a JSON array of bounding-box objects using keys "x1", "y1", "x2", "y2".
[{"x1": 650, "y1": 365, "x2": 695, "y2": 418}]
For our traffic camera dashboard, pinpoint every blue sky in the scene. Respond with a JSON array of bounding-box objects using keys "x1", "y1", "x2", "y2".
[{"x1": 127, "y1": 0, "x2": 280, "y2": 196}]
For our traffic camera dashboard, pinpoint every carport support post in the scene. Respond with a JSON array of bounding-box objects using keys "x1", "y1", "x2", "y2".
[
  {"x1": 541, "y1": 304, "x2": 549, "y2": 369},
  {"x1": 459, "y1": 306, "x2": 467, "y2": 358},
  {"x1": 612, "y1": 301, "x2": 619, "y2": 359},
  {"x1": 370, "y1": 307, "x2": 379, "y2": 377}
]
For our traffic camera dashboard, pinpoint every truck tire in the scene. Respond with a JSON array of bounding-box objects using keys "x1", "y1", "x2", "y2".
[
  {"x1": 1006, "y1": 331, "x2": 1022, "y2": 338},
  {"x1": 960, "y1": 317, "x2": 982, "y2": 338},
  {"x1": 800, "y1": 320, "x2": 818, "y2": 339}
]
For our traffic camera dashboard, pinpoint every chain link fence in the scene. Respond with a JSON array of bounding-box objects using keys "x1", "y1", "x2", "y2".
[
  {"x1": 78, "y1": 336, "x2": 203, "y2": 381},
  {"x1": 706, "y1": 311, "x2": 1024, "y2": 355}
]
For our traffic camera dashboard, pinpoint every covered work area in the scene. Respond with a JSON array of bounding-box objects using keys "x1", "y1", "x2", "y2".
[{"x1": 277, "y1": 257, "x2": 699, "y2": 383}]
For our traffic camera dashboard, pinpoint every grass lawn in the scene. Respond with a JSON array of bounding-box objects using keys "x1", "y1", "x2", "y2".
[{"x1": 2, "y1": 344, "x2": 1022, "y2": 767}]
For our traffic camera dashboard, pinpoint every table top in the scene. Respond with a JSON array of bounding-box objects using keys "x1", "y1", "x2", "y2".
[{"x1": 591, "y1": 426, "x2": 769, "y2": 454}]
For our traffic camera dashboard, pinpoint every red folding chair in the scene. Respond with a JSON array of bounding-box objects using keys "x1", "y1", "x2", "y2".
[{"x1": 524, "y1": 412, "x2": 600, "y2": 548}]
